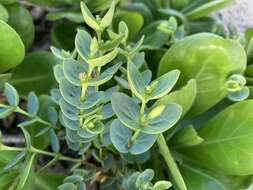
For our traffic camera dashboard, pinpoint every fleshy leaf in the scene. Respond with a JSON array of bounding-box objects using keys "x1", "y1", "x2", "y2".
[
  {"x1": 88, "y1": 62, "x2": 122, "y2": 86},
  {"x1": 5, "y1": 83, "x2": 19, "y2": 106},
  {"x1": 27, "y1": 92, "x2": 39, "y2": 116},
  {"x1": 146, "y1": 70, "x2": 180, "y2": 101},
  {"x1": 50, "y1": 129, "x2": 60, "y2": 153},
  {"x1": 87, "y1": 48, "x2": 119, "y2": 68},
  {"x1": 127, "y1": 62, "x2": 146, "y2": 101},
  {"x1": 80, "y1": 2, "x2": 100, "y2": 31},
  {"x1": 110, "y1": 120, "x2": 157, "y2": 155},
  {"x1": 111, "y1": 93, "x2": 140, "y2": 130},
  {"x1": 63, "y1": 59, "x2": 88, "y2": 86},
  {"x1": 75, "y1": 29, "x2": 92, "y2": 61},
  {"x1": 59, "y1": 78, "x2": 81, "y2": 106}
]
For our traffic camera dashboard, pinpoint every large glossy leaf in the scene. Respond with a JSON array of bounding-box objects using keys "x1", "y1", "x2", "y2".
[
  {"x1": 0, "y1": 20, "x2": 25, "y2": 73},
  {"x1": 110, "y1": 119, "x2": 157, "y2": 155},
  {"x1": 185, "y1": 0, "x2": 233, "y2": 20},
  {"x1": 0, "y1": 73, "x2": 11, "y2": 90},
  {"x1": 11, "y1": 51, "x2": 59, "y2": 95},
  {"x1": 113, "y1": 10, "x2": 144, "y2": 39},
  {"x1": 6, "y1": 3, "x2": 34, "y2": 49},
  {"x1": 170, "y1": 125, "x2": 203, "y2": 148},
  {"x1": 158, "y1": 33, "x2": 247, "y2": 117},
  {"x1": 155, "y1": 79, "x2": 197, "y2": 117},
  {"x1": 46, "y1": 11, "x2": 83, "y2": 23},
  {"x1": 0, "y1": 4, "x2": 8, "y2": 22},
  {"x1": 179, "y1": 100, "x2": 253, "y2": 175},
  {"x1": 51, "y1": 22, "x2": 77, "y2": 51}
]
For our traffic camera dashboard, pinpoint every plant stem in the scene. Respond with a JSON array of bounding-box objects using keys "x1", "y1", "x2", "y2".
[
  {"x1": 0, "y1": 145, "x2": 81, "y2": 163},
  {"x1": 157, "y1": 134, "x2": 187, "y2": 190},
  {"x1": 130, "y1": 130, "x2": 141, "y2": 143},
  {"x1": 15, "y1": 107, "x2": 55, "y2": 128},
  {"x1": 130, "y1": 101, "x2": 146, "y2": 143}
]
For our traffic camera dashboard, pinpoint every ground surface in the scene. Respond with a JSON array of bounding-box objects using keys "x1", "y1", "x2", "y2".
[{"x1": 213, "y1": 0, "x2": 253, "y2": 33}]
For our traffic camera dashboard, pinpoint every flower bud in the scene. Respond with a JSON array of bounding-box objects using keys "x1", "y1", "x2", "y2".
[{"x1": 147, "y1": 104, "x2": 166, "y2": 120}]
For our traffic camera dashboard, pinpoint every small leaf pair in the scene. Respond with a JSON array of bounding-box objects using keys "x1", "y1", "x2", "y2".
[
  {"x1": 75, "y1": 29, "x2": 120, "y2": 68},
  {"x1": 110, "y1": 119, "x2": 157, "y2": 155},
  {"x1": 111, "y1": 93, "x2": 182, "y2": 135},
  {"x1": 80, "y1": 0, "x2": 115, "y2": 33},
  {"x1": 127, "y1": 61, "x2": 180, "y2": 102}
]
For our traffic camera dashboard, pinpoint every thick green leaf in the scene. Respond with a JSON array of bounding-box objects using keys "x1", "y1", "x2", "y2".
[
  {"x1": 180, "y1": 164, "x2": 250, "y2": 190},
  {"x1": 155, "y1": 79, "x2": 197, "y2": 117},
  {"x1": 158, "y1": 33, "x2": 247, "y2": 117},
  {"x1": 34, "y1": 172, "x2": 65, "y2": 190},
  {"x1": 11, "y1": 51, "x2": 59, "y2": 95},
  {"x1": 179, "y1": 100, "x2": 253, "y2": 175},
  {"x1": 110, "y1": 119, "x2": 157, "y2": 155},
  {"x1": 186, "y1": 0, "x2": 233, "y2": 20},
  {"x1": 113, "y1": 10, "x2": 144, "y2": 39},
  {"x1": 0, "y1": 20, "x2": 25, "y2": 73},
  {"x1": 51, "y1": 22, "x2": 77, "y2": 51},
  {"x1": 170, "y1": 125, "x2": 204, "y2": 148},
  {"x1": 16, "y1": 153, "x2": 36, "y2": 190},
  {"x1": 0, "y1": 4, "x2": 8, "y2": 22},
  {"x1": 6, "y1": 3, "x2": 34, "y2": 49},
  {"x1": 46, "y1": 11, "x2": 83, "y2": 23}
]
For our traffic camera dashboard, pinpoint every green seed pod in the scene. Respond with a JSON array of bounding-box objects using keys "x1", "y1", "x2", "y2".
[{"x1": 158, "y1": 33, "x2": 247, "y2": 117}]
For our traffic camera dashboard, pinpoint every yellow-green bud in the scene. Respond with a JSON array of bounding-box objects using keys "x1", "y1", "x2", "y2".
[
  {"x1": 79, "y1": 72, "x2": 88, "y2": 83},
  {"x1": 147, "y1": 104, "x2": 166, "y2": 120}
]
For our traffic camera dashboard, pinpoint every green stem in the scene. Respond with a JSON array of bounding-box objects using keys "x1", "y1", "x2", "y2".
[
  {"x1": 1, "y1": 145, "x2": 81, "y2": 163},
  {"x1": 15, "y1": 107, "x2": 55, "y2": 128},
  {"x1": 157, "y1": 134, "x2": 187, "y2": 190},
  {"x1": 130, "y1": 101, "x2": 146, "y2": 143},
  {"x1": 130, "y1": 130, "x2": 141, "y2": 143}
]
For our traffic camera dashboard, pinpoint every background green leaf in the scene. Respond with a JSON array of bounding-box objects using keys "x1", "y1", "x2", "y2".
[{"x1": 10, "y1": 51, "x2": 59, "y2": 95}]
